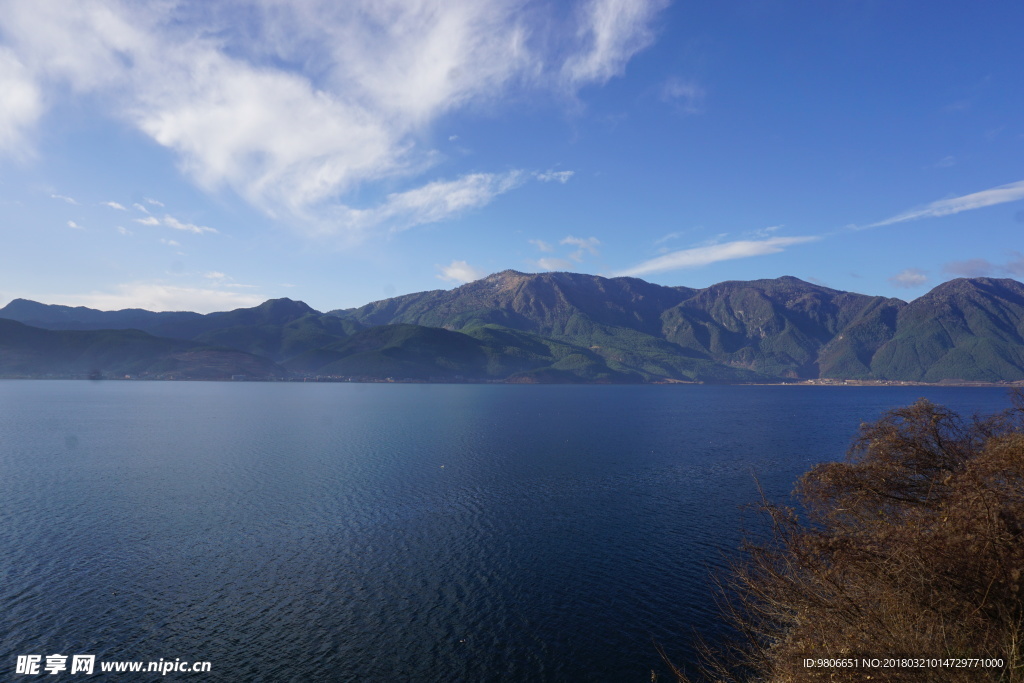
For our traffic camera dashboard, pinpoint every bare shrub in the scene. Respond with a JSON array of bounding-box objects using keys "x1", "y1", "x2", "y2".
[{"x1": 672, "y1": 394, "x2": 1024, "y2": 682}]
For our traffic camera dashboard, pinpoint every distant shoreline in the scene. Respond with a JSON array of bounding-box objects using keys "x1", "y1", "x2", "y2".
[{"x1": 2, "y1": 376, "x2": 1023, "y2": 388}]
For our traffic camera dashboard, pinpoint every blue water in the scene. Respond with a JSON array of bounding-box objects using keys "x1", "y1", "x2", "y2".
[{"x1": 0, "y1": 382, "x2": 1014, "y2": 681}]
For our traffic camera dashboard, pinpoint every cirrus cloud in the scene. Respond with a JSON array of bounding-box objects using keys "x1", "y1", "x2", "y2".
[
  {"x1": 615, "y1": 235, "x2": 820, "y2": 277},
  {"x1": 866, "y1": 179, "x2": 1024, "y2": 228}
]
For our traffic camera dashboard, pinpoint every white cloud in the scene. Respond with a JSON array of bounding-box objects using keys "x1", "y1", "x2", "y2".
[
  {"x1": 159, "y1": 238, "x2": 180, "y2": 247},
  {"x1": 529, "y1": 239, "x2": 554, "y2": 252},
  {"x1": 0, "y1": 47, "x2": 42, "y2": 155},
  {"x1": 130, "y1": 213, "x2": 215, "y2": 234},
  {"x1": 534, "y1": 257, "x2": 576, "y2": 271},
  {"x1": 67, "y1": 220, "x2": 83, "y2": 230},
  {"x1": 115, "y1": 225, "x2": 131, "y2": 235},
  {"x1": 133, "y1": 203, "x2": 149, "y2": 213},
  {"x1": 0, "y1": 0, "x2": 666, "y2": 240},
  {"x1": 561, "y1": 235, "x2": 601, "y2": 261},
  {"x1": 51, "y1": 193, "x2": 78, "y2": 205},
  {"x1": 867, "y1": 179, "x2": 1024, "y2": 228},
  {"x1": 661, "y1": 77, "x2": 704, "y2": 114},
  {"x1": 329, "y1": 171, "x2": 525, "y2": 238},
  {"x1": 55, "y1": 282, "x2": 264, "y2": 313},
  {"x1": 163, "y1": 215, "x2": 217, "y2": 235},
  {"x1": 562, "y1": 0, "x2": 669, "y2": 86},
  {"x1": 616, "y1": 236, "x2": 820, "y2": 277},
  {"x1": 889, "y1": 268, "x2": 928, "y2": 289},
  {"x1": 103, "y1": 201, "x2": 127, "y2": 210},
  {"x1": 145, "y1": 197, "x2": 164, "y2": 207},
  {"x1": 436, "y1": 260, "x2": 486, "y2": 284},
  {"x1": 536, "y1": 170, "x2": 574, "y2": 183}
]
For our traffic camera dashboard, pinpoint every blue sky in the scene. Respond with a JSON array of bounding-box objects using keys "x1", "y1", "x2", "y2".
[{"x1": 1, "y1": 1, "x2": 1022, "y2": 313}]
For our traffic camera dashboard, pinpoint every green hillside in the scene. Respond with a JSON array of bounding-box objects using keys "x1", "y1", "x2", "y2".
[{"x1": 6, "y1": 273, "x2": 1024, "y2": 383}]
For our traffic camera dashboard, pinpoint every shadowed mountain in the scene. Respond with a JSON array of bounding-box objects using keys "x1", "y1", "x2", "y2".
[
  {"x1": 283, "y1": 323, "x2": 643, "y2": 383},
  {"x1": 0, "y1": 297, "x2": 360, "y2": 361},
  {"x1": 0, "y1": 319, "x2": 285, "y2": 379}
]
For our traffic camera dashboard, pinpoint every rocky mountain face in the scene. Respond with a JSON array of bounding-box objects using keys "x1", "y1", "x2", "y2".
[
  {"x1": 332, "y1": 272, "x2": 1024, "y2": 382},
  {"x1": 4, "y1": 273, "x2": 1024, "y2": 382}
]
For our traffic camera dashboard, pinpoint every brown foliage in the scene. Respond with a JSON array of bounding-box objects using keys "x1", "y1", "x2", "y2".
[{"x1": 675, "y1": 393, "x2": 1024, "y2": 683}]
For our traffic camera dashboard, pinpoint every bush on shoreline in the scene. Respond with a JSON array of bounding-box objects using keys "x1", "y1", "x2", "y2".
[{"x1": 673, "y1": 393, "x2": 1024, "y2": 682}]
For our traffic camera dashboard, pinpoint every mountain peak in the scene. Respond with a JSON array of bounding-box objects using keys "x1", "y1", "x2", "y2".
[
  {"x1": 252, "y1": 298, "x2": 318, "y2": 315},
  {"x1": 917, "y1": 277, "x2": 1024, "y2": 306}
]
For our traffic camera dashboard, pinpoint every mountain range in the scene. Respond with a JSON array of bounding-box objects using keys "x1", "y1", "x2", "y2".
[{"x1": 3, "y1": 271, "x2": 1024, "y2": 383}]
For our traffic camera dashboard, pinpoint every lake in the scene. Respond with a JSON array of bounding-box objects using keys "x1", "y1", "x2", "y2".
[{"x1": 0, "y1": 381, "x2": 1015, "y2": 681}]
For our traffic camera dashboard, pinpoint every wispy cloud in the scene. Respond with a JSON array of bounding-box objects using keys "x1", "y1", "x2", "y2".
[
  {"x1": 942, "y1": 259, "x2": 995, "y2": 278},
  {"x1": 132, "y1": 213, "x2": 216, "y2": 234},
  {"x1": 746, "y1": 225, "x2": 782, "y2": 239},
  {"x1": 203, "y1": 271, "x2": 256, "y2": 288},
  {"x1": 133, "y1": 203, "x2": 149, "y2": 214},
  {"x1": 115, "y1": 225, "x2": 132, "y2": 236},
  {"x1": 654, "y1": 230, "x2": 686, "y2": 245},
  {"x1": 51, "y1": 193, "x2": 78, "y2": 205},
  {"x1": 67, "y1": 220, "x2": 83, "y2": 230},
  {"x1": 561, "y1": 235, "x2": 601, "y2": 261},
  {"x1": 0, "y1": 0, "x2": 665, "y2": 240},
  {"x1": 526, "y1": 234, "x2": 601, "y2": 271},
  {"x1": 616, "y1": 235, "x2": 820, "y2": 277},
  {"x1": 145, "y1": 197, "x2": 164, "y2": 207},
  {"x1": 533, "y1": 257, "x2": 576, "y2": 271},
  {"x1": 661, "y1": 77, "x2": 705, "y2": 114},
  {"x1": 536, "y1": 170, "x2": 574, "y2": 183},
  {"x1": 866, "y1": 179, "x2": 1024, "y2": 228},
  {"x1": 436, "y1": 260, "x2": 486, "y2": 284},
  {"x1": 943, "y1": 253, "x2": 1024, "y2": 278},
  {"x1": 163, "y1": 215, "x2": 217, "y2": 235},
  {"x1": 562, "y1": 0, "x2": 669, "y2": 86},
  {"x1": 102, "y1": 201, "x2": 127, "y2": 210},
  {"x1": 889, "y1": 268, "x2": 928, "y2": 289},
  {"x1": 330, "y1": 172, "x2": 526, "y2": 239}
]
